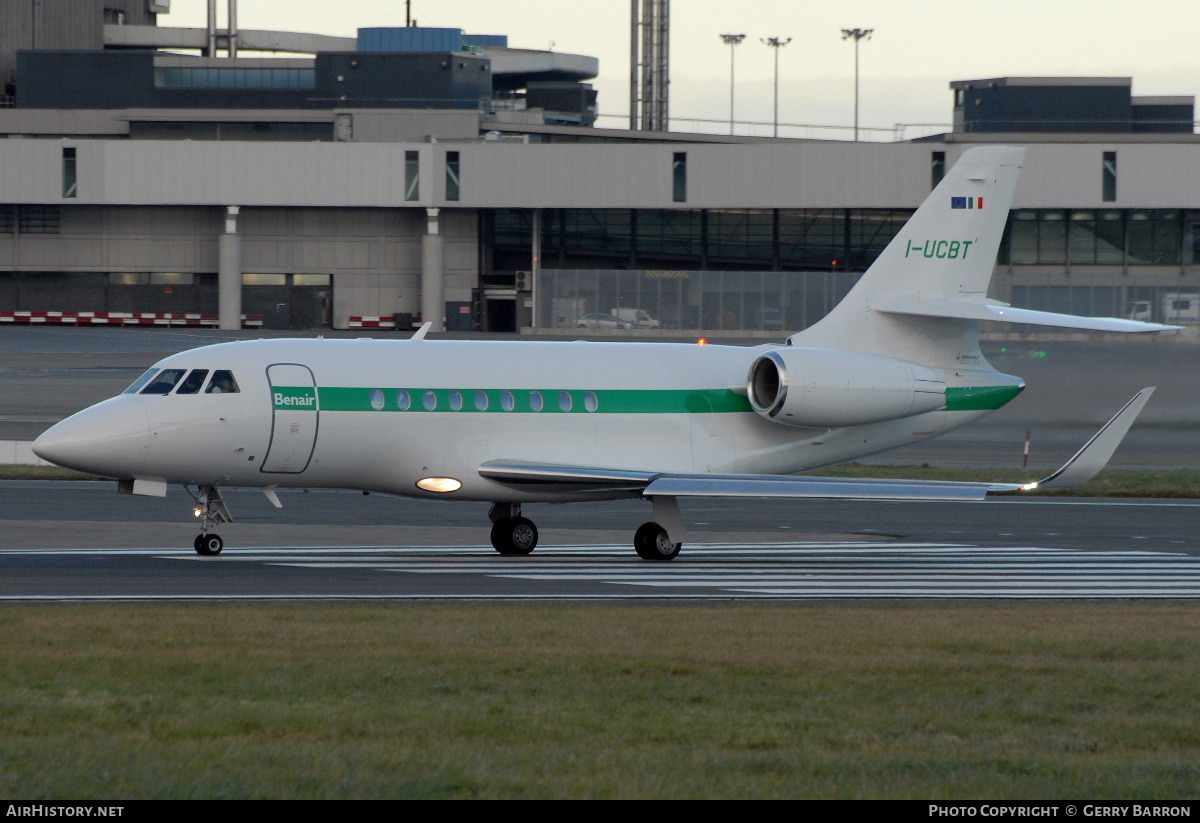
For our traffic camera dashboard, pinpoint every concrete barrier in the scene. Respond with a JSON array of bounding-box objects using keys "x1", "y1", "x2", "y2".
[{"x1": 0, "y1": 440, "x2": 48, "y2": 466}]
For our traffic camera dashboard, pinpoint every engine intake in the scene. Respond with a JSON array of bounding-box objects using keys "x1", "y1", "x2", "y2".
[{"x1": 747, "y1": 348, "x2": 946, "y2": 428}]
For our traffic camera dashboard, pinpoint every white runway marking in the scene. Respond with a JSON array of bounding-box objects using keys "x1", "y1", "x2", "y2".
[
  {"x1": 174, "y1": 541, "x2": 1200, "y2": 600},
  {"x1": 6, "y1": 541, "x2": 1200, "y2": 600}
]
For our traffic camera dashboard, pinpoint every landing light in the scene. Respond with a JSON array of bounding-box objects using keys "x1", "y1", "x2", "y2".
[
  {"x1": 416, "y1": 477, "x2": 462, "y2": 493},
  {"x1": 697, "y1": 338, "x2": 708, "y2": 346},
  {"x1": 192, "y1": 506, "x2": 204, "y2": 518}
]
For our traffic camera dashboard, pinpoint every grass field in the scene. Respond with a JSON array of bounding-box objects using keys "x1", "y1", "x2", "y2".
[{"x1": 2, "y1": 603, "x2": 1199, "y2": 799}]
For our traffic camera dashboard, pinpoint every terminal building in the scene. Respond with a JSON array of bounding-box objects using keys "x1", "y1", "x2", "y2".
[{"x1": 1, "y1": 1, "x2": 1197, "y2": 333}]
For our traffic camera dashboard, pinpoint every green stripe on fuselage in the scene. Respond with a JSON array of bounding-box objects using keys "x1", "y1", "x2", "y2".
[
  {"x1": 943, "y1": 384, "x2": 1023, "y2": 411},
  {"x1": 278, "y1": 384, "x2": 1020, "y2": 415},
  {"x1": 301, "y1": 386, "x2": 753, "y2": 414}
]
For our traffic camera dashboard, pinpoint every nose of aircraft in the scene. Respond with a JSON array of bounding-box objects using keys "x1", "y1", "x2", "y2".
[{"x1": 32, "y1": 397, "x2": 150, "y2": 477}]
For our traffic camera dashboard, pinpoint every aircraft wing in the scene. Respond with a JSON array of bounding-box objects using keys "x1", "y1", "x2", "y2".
[{"x1": 479, "y1": 388, "x2": 1155, "y2": 502}]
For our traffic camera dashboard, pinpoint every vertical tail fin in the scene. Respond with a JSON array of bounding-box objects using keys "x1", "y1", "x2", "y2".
[{"x1": 792, "y1": 146, "x2": 1025, "y2": 366}]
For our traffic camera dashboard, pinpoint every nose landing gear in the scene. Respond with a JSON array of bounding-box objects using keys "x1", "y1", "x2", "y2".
[{"x1": 191, "y1": 485, "x2": 232, "y2": 556}]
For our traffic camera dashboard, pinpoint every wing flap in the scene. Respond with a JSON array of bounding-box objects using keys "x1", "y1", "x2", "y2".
[
  {"x1": 479, "y1": 459, "x2": 655, "y2": 492},
  {"x1": 644, "y1": 474, "x2": 993, "y2": 501}
]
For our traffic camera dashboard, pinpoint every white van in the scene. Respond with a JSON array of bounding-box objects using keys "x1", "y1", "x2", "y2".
[{"x1": 609, "y1": 308, "x2": 660, "y2": 328}]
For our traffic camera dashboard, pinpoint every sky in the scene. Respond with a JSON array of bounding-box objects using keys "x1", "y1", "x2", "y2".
[{"x1": 161, "y1": 1, "x2": 1200, "y2": 140}]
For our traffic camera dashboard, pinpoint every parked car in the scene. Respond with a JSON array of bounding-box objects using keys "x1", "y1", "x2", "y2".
[
  {"x1": 576, "y1": 313, "x2": 634, "y2": 329},
  {"x1": 752, "y1": 307, "x2": 785, "y2": 331}
]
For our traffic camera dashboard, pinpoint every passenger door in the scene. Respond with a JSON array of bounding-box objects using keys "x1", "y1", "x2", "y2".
[{"x1": 261, "y1": 363, "x2": 319, "y2": 474}]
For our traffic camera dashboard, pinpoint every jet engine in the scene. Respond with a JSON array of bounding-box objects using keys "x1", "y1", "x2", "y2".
[{"x1": 746, "y1": 347, "x2": 946, "y2": 428}]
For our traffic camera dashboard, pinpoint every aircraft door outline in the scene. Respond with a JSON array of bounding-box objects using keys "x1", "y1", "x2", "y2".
[{"x1": 262, "y1": 363, "x2": 319, "y2": 474}]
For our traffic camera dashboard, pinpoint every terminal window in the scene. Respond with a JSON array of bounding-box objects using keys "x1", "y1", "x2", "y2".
[
  {"x1": 18, "y1": 206, "x2": 59, "y2": 234},
  {"x1": 931, "y1": 152, "x2": 946, "y2": 188},
  {"x1": 155, "y1": 67, "x2": 315, "y2": 89},
  {"x1": 446, "y1": 151, "x2": 461, "y2": 201},
  {"x1": 672, "y1": 152, "x2": 687, "y2": 203},
  {"x1": 62, "y1": 148, "x2": 77, "y2": 199},
  {"x1": 1102, "y1": 151, "x2": 1117, "y2": 202},
  {"x1": 405, "y1": 151, "x2": 420, "y2": 201}
]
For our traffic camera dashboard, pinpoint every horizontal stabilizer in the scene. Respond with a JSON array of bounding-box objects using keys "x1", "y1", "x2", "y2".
[{"x1": 876, "y1": 298, "x2": 1181, "y2": 333}]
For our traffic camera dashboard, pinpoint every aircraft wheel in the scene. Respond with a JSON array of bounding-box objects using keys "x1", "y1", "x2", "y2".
[
  {"x1": 491, "y1": 517, "x2": 538, "y2": 556},
  {"x1": 194, "y1": 533, "x2": 224, "y2": 556},
  {"x1": 634, "y1": 522, "x2": 681, "y2": 561}
]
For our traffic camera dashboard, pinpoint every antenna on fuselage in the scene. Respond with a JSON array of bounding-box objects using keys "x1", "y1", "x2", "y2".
[{"x1": 411, "y1": 321, "x2": 433, "y2": 341}]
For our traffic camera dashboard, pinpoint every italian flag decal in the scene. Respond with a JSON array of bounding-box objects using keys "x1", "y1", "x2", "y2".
[{"x1": 950, "y1": 196, "x2": 984, "y2": 209}]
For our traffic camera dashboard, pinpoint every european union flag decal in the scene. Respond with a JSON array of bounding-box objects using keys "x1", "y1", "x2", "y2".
[{"x1": 951, "y1": 196, "x2": 984, "y2": 209}]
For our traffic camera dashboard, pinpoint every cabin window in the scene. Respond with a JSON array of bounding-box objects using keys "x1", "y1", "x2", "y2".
[
  {"x1": 558, "y1": 391, "x2": 573, "y2": 412},
  {"x1": 141, "y1": 369, "x2": 186, "y2": 395},
  {"x1": 396, "y1": 389, "x2": 412, "y2": 410},
  {"x1": 529, "y1": 391, "x2": 544, "y2": 412},
  {"x1": 501, "y1": 390, "x2": 515, "y2": 412},
  {"x1": 205, "y1": 370, "x2": 240, "y2": 394},
  {"x1": 584, "y1": 391, "x2": 599, "y2": 412},
  {"x1": 124, "y1": 368, "x2": 160, "y2": 394},
  {"x1": 176, "y1": 369, "x2": 210, "y2": 395},
  {"x1": 370, "y1": 388, "x2": 385, "y2": 410},
  {"x1": 474, "y1": 390, "x2": 489, "y2": 411},
  {"x1": 423, "y1": 390, "x2": 437, "y2": 411},
  {"x1": 449, "y1": 390, "x2": 464, "y2": 411}
]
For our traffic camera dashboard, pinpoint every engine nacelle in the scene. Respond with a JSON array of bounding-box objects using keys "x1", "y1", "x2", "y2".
[{"x1": 746, "y1": 347, "x2": 946, "y2": 428}]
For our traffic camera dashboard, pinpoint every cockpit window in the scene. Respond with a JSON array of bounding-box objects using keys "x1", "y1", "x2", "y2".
[
  {"x1": 175, "y1": 369, "x2": 210, "y2": 395},
  {"x1": 140, "y1": 369, "x2": 186, "y2": 395},
  {"x1": 123, "y1": 368, "x2": 160, "y2": 395},
  {"x1": 205, "y1": 370, "x2": 240, "y2": 394}
]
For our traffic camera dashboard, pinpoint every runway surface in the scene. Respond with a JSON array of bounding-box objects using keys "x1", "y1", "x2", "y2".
[
  {"x1": 3, "y1": 482, "x2": 1199, "y2": 601},
  {"x1": 5, "y1": 539, "x2": 1200, "y2": 601}
]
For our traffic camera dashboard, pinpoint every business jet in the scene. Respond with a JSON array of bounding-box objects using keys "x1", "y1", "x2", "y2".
[{"x1": 32, "y1": 146, "x2": 1174, "y2": 560}]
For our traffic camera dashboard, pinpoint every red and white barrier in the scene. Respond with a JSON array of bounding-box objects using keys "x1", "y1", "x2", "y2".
[
  {"x1": 0, "y1": 311, "x2": 263, "y2": 328},
  {"x1": 348, "y1": 315, "x2": 422, "y2": 329}
]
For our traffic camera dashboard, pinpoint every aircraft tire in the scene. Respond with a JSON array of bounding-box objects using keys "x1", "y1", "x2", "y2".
[
  {"x1": 491, "y1": 517, "x2": 538, "y2": 556},
  {"x1": 194, "y1": 534, "x2": 224, "y2": 556},
  {"x1": 634, "y1": 522, "x2": 681, "y2": 561}
]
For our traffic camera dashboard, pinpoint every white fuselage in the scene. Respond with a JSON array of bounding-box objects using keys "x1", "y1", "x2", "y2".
[{"x1": 34, "y1": 338, "x2": 1020, "y2": 502}]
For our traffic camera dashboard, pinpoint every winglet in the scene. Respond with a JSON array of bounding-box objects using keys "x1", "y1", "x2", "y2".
[
  {"x1": 411, "y1": 321, "x2": 433, "y2": 341},
  {"x1": 1007, "y1": 388, "x2": 1155, "y2": 493}
]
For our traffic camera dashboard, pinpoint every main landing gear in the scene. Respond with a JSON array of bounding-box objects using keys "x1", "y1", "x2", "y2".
[
  {"x1": 634, "y1": 522, "x2": 681, "y2": 561},
  {"x1": 487, "y1": 498, "x2": 685, "y2": 561},
  {"x1": 489, "y1": 502, "x2": 539, "y2": 555},
  {"x1": 191, "y1": 485, "x2": 232, "y2": 556}
]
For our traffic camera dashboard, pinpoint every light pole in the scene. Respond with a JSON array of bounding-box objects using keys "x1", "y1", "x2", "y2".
[
  {"x1": 841, "y1": 28, "x2": 873, "y2": 141},
  {"x1": 761, "y1": 37, "x2": 791, "y2": 138},
  {"x1": 719, "y1": 33, "x2": 746, "y2": 135}
]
